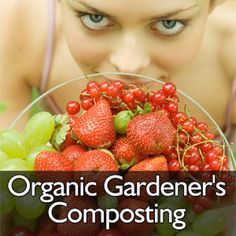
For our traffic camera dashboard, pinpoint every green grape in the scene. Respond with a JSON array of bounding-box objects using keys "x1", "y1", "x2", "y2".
[
  {"x1": 113, "y1": 110, "x2": 133, "y2": 134},
  {"x1": 23, "y1": 112, "x2": 55, "y2": 149},
  {"x1": 26, "y1": 145, "x2": 56, "y2": 170},
  {"x1": 15, "y1": 186, "x2": 46, "y2": 219},
  {"x1": 156, "y1": 202, "x2": 178, "y2": 236},
  {"x1": 149, "y1": 232, "x2": 161, "y2": 236},
  {"x1": 0, "y1": 186, "x2": 15, "y2": 213},
  {"x1": 184, "y1": 208, "x2": 197, "y2": 226},
  {"x1": 0, "y1": 159, "x2": 31, "y2": 171},
  {"x1": 12, "y1": 208, "x2": 37, "y2": 231},
  {"x1": 0, "y1": 149, "x2": 9, "y2": 165},
  {"x1": 192, "y1": 209, "x2": 226, "y2": 236},
  {"x1": 0, "y1": 159, "x2": 32, "y2": 188},
  {"x1": 0, "y1": 130, "x2": 27, "y2": 159},
  {"x1": 176, "y1": 230, "x2": 201, "y2": 236},
  {"x1": 97, "y1": 194, "x2": 118, "y2": 210}
]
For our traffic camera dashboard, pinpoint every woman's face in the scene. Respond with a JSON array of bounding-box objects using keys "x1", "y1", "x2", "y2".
[{"x1": 61, "y1": 0, "x2": 211, "y2": 81}]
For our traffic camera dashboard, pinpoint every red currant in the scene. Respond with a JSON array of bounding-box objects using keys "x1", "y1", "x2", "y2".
[
  {"x1": 99, "y1": 81, "x2": 109, "y2": 92},
  {"x1": 192, "y1": 204, "x2": 204, "y2": 214},
  {"x1": 205, "y1": 132, "x2": 215, "y2": 140},
  {"x1": 106, "y1": 85, "x2": 119, "y2": 98},
  {"x1": 181, "y1": 120, "x2": 194, "y2": 133},
  {"x1": 212, "y1": 146, "x2": 223, "y2": 156},
  {"x1": 152, "y1": 90, "x2": 166, "y2": 105},
  {"x1": 81, "y1": 97, "x2": 94, "y2": 110},
  {"x1": 168, "y1": 160, "x2": 181, "y2": 171},
  {"x1": 87, "y1": 81, "x2": 99, "y2": 90},
  {"x1": 66, "y1": 101, "x2": 80, "y2": 115},
  {"x1": 173, "y1": 112, "x2": 187, "y2": 125},
  {"x1": 209, "y1": 158, "x2": 221, "y2": 171},
  {"x1": 133, "y1": 88, "x2": 146, "y2": 102},
  {"x1": 88, "y1": 86, "x2": 100, "y2": 99},
  {"x1": 200, "y1": 143, "x2": 213, "y2": 154},
  {"x1": 196, "y1": 122, "x2": 208, "y2": 132},
  {"x1": 165, "y1": 101, "x2": 178, "y2": 114},
  {"x1": 190, "y1": 133, "x2": 203, "y2": 144},
  {"x1": 122, "y1": 91, "x2": 135, "y2": 104},
  {"x1": 162, "y1": 82, "x2": 176, "y2": 97}
]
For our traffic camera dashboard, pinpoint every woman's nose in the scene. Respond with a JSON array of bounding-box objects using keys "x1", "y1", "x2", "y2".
[{"x1": 109, "y1": 32, "x2": 150, "y2": 74}]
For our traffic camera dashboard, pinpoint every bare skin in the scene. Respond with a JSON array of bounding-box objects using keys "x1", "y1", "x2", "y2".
[{"x1": 0, "y1": 0, "x2": 236, "y2": 129}]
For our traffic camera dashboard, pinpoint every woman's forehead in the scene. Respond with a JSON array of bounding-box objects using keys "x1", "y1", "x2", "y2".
[{"x1": 68, "y1": 0, "x2": 202, "y2": 18}]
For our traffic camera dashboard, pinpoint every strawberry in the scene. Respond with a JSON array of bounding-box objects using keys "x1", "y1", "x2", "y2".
[
  {"x1": 36, "y1": 213, "x2": 58, "y2": 235},
  {"x1": 127, "y1": 156, "x2": 169, "y2": 200},
  {"x1": 62, "y1": 144, "x2": 87, "y2": 164},
  {"x1": 57, "y1": 195, "x2": 100, "y2": 236},
  {"x1": 34, "y1": 151, "x2": 73, "y2": 182},
  {"x1": 35, "y1": 151, "x2": 73, "y2": 171},
  {"x1": 72, "y1": 99, "x2": 116, "y2": 149},
  {"x1": 127, "y1": 112, "x2": 175, "y2": 155},
  {"x1": 117, "y1": 198, "x2": 155, "y2": 236},
  {"x1": 129, "y1": 155, "x2": 168, "y2": 172},
  {"x1": 73, "y1": 150, "x2": 118, "y2": 171},
  {"x1": 111, "y1": 136, "x2": 146, "y2": 170},
  {"x1": 60, "y1": 131, "x2": 77, "y2": 151},
  {"x1": 74, "y1": 150, "x2": 118, "y2": 195},
  {"x1": 98, "y1": 229, "x2": 123, "y2": 236}
]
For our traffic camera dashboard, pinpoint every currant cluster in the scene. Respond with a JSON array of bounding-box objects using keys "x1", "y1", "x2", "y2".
[
  {"x1": 166, "y1": 113, "x2": 229, "y2": 172},
  {"x1": 76, "y1": 80, "x2": 179, "y2": 114},
  {"x1": 185, "y1": 170, "x2": 235, "y2": 213}
]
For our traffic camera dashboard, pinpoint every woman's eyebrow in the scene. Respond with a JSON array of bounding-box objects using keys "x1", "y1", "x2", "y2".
[
  {"x1": 72, "y1": 0, "x2": 112, "y2": 17},
  {"x1": 150, "y1": 3, "x2": 199, "y2": 20},
  {"x1": 72, "y1": 0, "x2": 199, "y2": 19}
]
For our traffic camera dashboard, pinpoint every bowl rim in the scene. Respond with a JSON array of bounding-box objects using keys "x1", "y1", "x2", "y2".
[{"x1": 9, "y1": 72, "x2": 236, "y2": 169}]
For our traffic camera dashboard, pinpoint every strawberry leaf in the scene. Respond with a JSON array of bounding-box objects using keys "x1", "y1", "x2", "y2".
[
  {"x1": 134, "y1": 102, "x2": 152, "y2": 116},
  {"x1": 50, "y1": 114, "x2": 70, "y2": 151},
  {"x1": 143, "y1": 102, "x2": 152, "y2": 113},
  {"x1": 120, "y1": 163, "x2": 131, "y2": 171}
]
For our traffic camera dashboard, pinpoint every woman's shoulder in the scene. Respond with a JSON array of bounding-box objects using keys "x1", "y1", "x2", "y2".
[
  {"x1": 209, "y1": 1, "x2": 236, "y2": 81},
  {"x1": 0, "y1": 0, "x2": 49, "y2": 85}
]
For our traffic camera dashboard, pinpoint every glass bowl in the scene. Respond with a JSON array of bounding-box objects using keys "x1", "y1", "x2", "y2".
[
  {"x1": 10, "y1": 72, "x2": 235, "y2": 169},
  {"x1": 1, "y1": 72, "x2": 235, "y2": 236}
]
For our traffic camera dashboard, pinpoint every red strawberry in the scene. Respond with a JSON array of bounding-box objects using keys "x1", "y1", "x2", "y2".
[
  {"x1": 62, "y1": 144, "x2": 87, "y2": 164},
  {"x1": 72, "y1": 99, "x2": 116, "y2": 148},
  {"x1": 129, "y1": 155, "x2": 168, "y2": 171},
  {"x1": 126, "y1": 156, "x2": 169, "y2": 200},
  {"x1": 98, "y1": 229, "x2": 123, "y2": 236},
  {"x1": 36, "y1": 214, "x2": 58, "y2": 236},
  {"x1": 34, "y1": 151, "x2": 73, "y2": 182},
  {"x1": 117, "y1": 198, "x2": 155, "y2": 236},
  {"x1": 74, "y1": 150, "x2": 118, "y2": 195},
  {"x1": 127, "y1": 112, "x2": 175, "y2": 155},
  {"x1": 74, "y1": 150, "x2": 118, "y2": 171},
  {"x1": 60, "y1": 131, "x2": 77, "y2": 151},
  {"x1": 111, "y1": 136, "x2": 146, "y2": 170},
  {"x1": 35, "y1": 151, "x2": 73, "y2": 171},
  {"x1": 57, "y1": 195, "x2": 100, "y2": 236}
]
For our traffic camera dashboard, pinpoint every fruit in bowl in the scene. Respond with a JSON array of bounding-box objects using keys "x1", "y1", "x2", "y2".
[{"x1": 0, "y1": 72, "x2": 235, "y2": 236}]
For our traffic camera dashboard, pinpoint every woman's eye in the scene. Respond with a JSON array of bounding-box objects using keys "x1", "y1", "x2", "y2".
[
  {"x1": 80, "y1": 14, "x2": 112, "y2": 30},
  {"x1": 152, "y1": 20, "x2": 185, "y2": 35}
]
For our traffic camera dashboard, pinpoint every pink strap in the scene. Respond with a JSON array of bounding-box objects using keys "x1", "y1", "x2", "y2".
[
  {"x1": 40, "y1": 0, "x2": 61, "y2": 114},
  {"x1": 40, "y1": 0, "x2": 56, "y2": 93}
]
